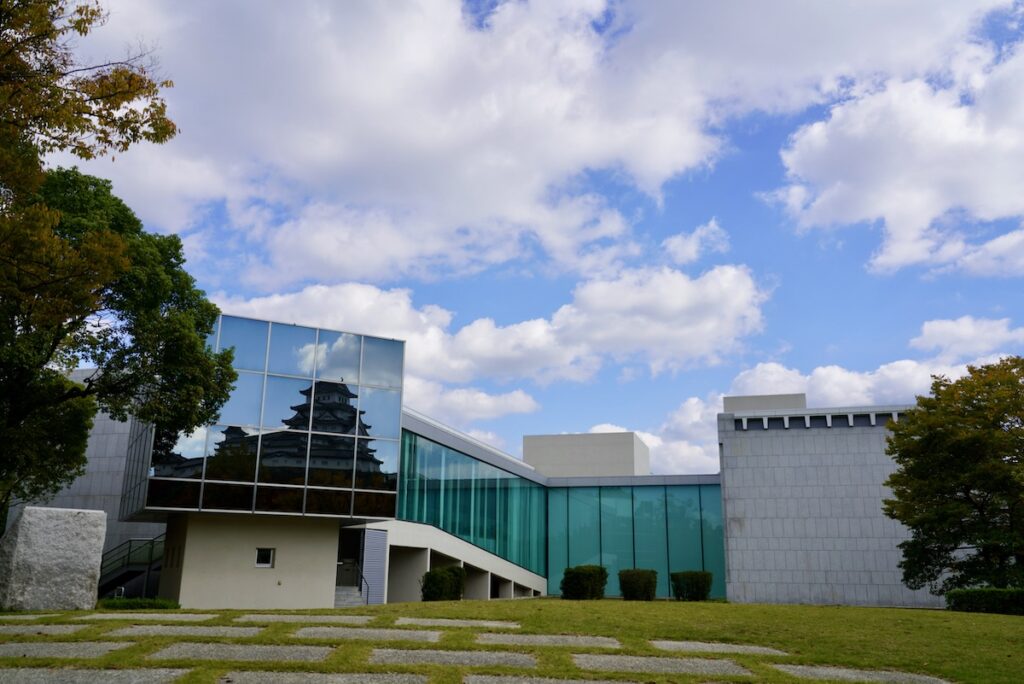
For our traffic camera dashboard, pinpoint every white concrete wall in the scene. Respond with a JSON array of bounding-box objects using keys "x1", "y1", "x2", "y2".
[
  {"x1": 523, "y1": 432, "x2": 649, "y2": 477},
  {"x1": 719, "y1": 409, "x2": 943, "y2": 608},
  {"x1": 170, "y1": 513, "x2": 339, "y2": 609}
]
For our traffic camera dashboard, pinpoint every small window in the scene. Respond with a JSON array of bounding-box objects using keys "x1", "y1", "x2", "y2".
[{"x1": 255, "y1": 547, "x2": 275, "y2": 568}]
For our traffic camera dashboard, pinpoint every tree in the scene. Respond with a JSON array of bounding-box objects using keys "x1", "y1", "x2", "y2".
[
  {"x1": 883, "y1": 357, "x2": 1024, "y2": 594},
  {"x1": 0, "y1": 2, "x2": 235, "y2": 516}
]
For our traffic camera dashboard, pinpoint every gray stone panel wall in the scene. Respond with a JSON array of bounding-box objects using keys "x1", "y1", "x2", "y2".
[{"x1": 719, "y1": 411, "x2": 942, "y2": 608}]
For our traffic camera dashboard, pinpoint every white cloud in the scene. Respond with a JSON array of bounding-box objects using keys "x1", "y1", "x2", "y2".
[
  {"x1": 662, "y1": 218, "x2": 730, "y2": 265},
  {"x1": 910, "y1": 316, "x2": 1024, "y2": 360},
  {"x1": 776, "y1": 42, "x2": 1024, "y2": 273}
]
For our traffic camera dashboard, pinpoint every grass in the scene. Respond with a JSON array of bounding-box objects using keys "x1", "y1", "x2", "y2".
[{"x1": 1, "y1": 598, "x2": 1022, "y2": 683}]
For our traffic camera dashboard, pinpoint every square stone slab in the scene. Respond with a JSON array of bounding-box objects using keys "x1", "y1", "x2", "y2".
[
  {"x1": 235, "y1": 614, "x2": 373, "y2": 624},
  {"x1": 149, "y1": 643, "x2": 332, "y2": 662},
  {"x1": 478, "y1": 634, "x2": 620, "y2": 649},
  {"x1": 0, "y1": 642, "x2": 132, "y2": 659},
  {"x1": 394, "y1": 618, "x2": 520, "y2": 629},
  {"x1": 0, "y1": 625, "x2": 88, "y2": 636},
  {"x1": 73, "y1": 613, "x2": 215, "y2": 622},
  {"x1": 573, "y1": 653, "x2": 751, "y2": 677},
  {"x1": 107, "y1": 625, "x2": 262, "y2": 638},
  {"x1": 0, "y1": 668, "x2": 187, "y2": 683},
  {"x1": 371, "y1": 648, "x2": 537, "y2": 668},
  {"x1": 294, "y1": 627, "x2": 440, "y2": 643},
  {"x1": 651, "y1": 639, "x2": 788, "y2": 656},
  {"x1": 219, "y1": 674, "x2": 427, "y2": 684},
  {"x1": 466, "y1": 678, "x2": 633, "y2": 684},
  {"x1": 0, "y1": 615, "x2": 58, "y2": 622},
  {"x1": 772, "y1": 664, "x2": 951, "y2": 683}
]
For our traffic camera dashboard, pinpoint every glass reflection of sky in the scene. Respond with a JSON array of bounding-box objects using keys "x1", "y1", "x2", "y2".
[
  {"x1": 359, "y1": 387, "x2": 401, "y2": 438},
  {"x1": 267, "y1": 323, "x2": 317, "y2": 377},
  {"x1": 219, "y1": 317, "x2": 268, "y2": 371},
  {"x1": 262, "y1": 376, "x2": 312, "y2": 429},
  {"x1": 361, "y1": 337, "x2": 402, "y2": 387},
  {"x1": 217, "y1": 372, "x2": 264, "y2": 426},
  {"x1": 315, "y1": 331, "x2": 361, "y2": 384}
]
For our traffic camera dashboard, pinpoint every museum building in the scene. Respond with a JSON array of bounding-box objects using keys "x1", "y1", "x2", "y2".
[{"x1": 23, "y1": 314, "x2": 942, "y2": 609}]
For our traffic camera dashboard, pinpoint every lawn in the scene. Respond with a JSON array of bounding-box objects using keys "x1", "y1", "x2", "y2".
[{"x1": 1, "y1": 599, "x2": 1021, "y2": 683}]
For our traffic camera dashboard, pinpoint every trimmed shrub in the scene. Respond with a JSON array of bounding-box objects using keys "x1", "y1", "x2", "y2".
[
  {"x1": 421, "y1": 566, "x2": 466, "y2": 601},
  {"x1": 946, "y1": 588, "x2": 1024, "y2": 616},
  {"x1": 670, "y1": 571, "x2": 713, "y2": 601},
  {"x1": 619, "y1": 568, "x2": 657, "y2": 601},
  {"x1": 96, "y1": 597, "x2": 180, "y2": 610},
  {"x1": 560, "y1": 564, "x2": 608, "y2": 599}
]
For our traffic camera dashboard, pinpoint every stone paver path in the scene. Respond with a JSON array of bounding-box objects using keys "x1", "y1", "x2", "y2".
[
  {"x1": 0, "y1": 642, "x2": 132, "y2": 659},
  {"x1": 0, "y1": 615, "x2": 57, "y2": 622},
  {"x1": 0, "y1": 625, "x2": 88, "y2": 636},
  {"x1": 0, "y1": 668, "x2": 187, "y2": 683},
  {"x1": 371, "y1": 648, "x2": 537, "y2": 668},
  {"x1": 149, "y1": 642, "x2": 332, "y2": 662},
  {"x1": 235, "y1": 614, "x2": 373, "y2": 624},
  {"x1": 220, "y1": 674, "x2": 427, "y2": 684},
  {"x1": 73, "y1": 613, "x2": 215, "y2": 622},
  {"x1": 107, "y1": 625, "x2": 262, "y2": 638},
  {"x1": 477, "y1": 633, "x2": 620, "y2": 649},
  {"x1": 395, "y1": 617, "x2": 520, "y2": 629},
  {"x1": 465, "y1": 677, "x2": 635, "y2": 684},
  {"x1": 772, "y1": 664, "x2": 951, "y2": 683},
  {"x1": 651, "y1": 639, "x2": 788, "y2": 656},
  {"x1": 573, "y1": 653, "x2": 751, "y2": 677},
  {"x1": 294, "y1": 627, "x2": 441, "y2": 643}
]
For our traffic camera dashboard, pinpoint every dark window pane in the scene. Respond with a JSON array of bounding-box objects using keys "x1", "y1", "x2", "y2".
[
  {"x1": 311, "y1": 381, "x2": 359, "y2": 434},
  {"x1": 262, "y1": 376, "x2": 313, "y2": 430},
  {"x1": 358, "y1": 387, "x2": 401, "y2": 439},
  {"x1": 353, "y1": 491, "x2": 396, "y2": 517},
  {"x1": 151, "y1": 427, "x2": 205, "y2": 479},
  {"x1": 146, "y1": 479, "x2": 200, "y2": 509},
  {"x1": 255, "y1": 486, "x2": 304, "y2": 513},
  {"x1": 258, "y1": 430, "x2": 308, "y2": 485},
  {"x1": 267, "y1": 323, "x2": 317, "y2": 377},
  {"x1": 217, "y1": 372, "x2": 264, "y2": 427},
  {"x1": 361, "y1": 337, "x2": 403, "y2": 388},
  {"x1": 316, "y1": 331, "x2": 361, "y2": 384},
  {"x1": 202, "y1": 483, "x2": 254, "y2": 511},
  {"x1": 305, "y1": 488, "x2": 351, "y2": 516},
  {"x1": 307, "y1": 434, "x2": 355, "y2": 487},
  {"x1": 204, "y1": 425, "x2": 258, "y2": 482},
  {"x1": 220, "y1": 316, "x2": 268, "y2": 371},
  {"x1": 355, "y1": 438, "x2": 398, "y2": 491}
]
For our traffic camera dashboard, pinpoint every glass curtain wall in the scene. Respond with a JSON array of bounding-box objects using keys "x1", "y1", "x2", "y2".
[
  {"x1": 547, "y1": 484, "x2": 725, "y2": 598},
  {"x1": 397, "y1": 430, "x2": 546, "y2": 576}
]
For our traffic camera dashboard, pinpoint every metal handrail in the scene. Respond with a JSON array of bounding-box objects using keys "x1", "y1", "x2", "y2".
[
  {"x1": 100, "y1": 534, "x2": 165, "y2": 577},
  {"x1": 358, "y1": 567, "x2": 370, "y2": 604}
]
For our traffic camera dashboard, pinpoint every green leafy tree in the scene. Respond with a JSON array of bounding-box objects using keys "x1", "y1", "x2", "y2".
[
  {"x1": 0, "y1": 2, "x2": 234, "y2": 517},
  {"x1": 883, "y1": 357, "x2": 1024, "y2": 594}
]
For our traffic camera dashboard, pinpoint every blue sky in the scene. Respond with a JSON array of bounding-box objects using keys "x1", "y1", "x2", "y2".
[{"x1": 66, "y1": 0, "x2": 1024, "y2": 473}]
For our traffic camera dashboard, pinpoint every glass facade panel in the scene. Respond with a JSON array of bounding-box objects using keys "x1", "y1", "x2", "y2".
[
  {"x1": 262, "y1": 376, "x2": 312, "y2": 430},
  {"x1": 360, "y1": 337, "x2": 403, "y2": 387},
  {"x1": 353, "y1": 490, "x2": 396, "y2": 517},
  {"x1": 219, "y1": 316, "x2": 268, "y2": 371},
  {"x1": 398, "y1": 430, "x2": 545, "y2": 575},
  {"x1": 257, "y1": 430, "x2": 308, "y2": 485},
  {"x1": 305, "y1": 488, "x2": 351, "y2": 516},
  {"x1": 666, "y1": 486, "x2": 703, "y2": 578},
  {"x1": 600, "y1": 487, "x2": 634, "y2": 596},
  {"x1": 217, "y1": 372, "x2": 264, "y2": 427},
  {"x1": 546, "y1": 488, "x2": 568, "y2": 595},
  {"x1": 307, "y1": 435, "x2": 355, "y2": 487},
  {"x1": 700, "y1": 484, "x2": 727, "y2": 599},
  {"x1": 567, "y1": 487, "x2": 601, "y2": 567},
  {"x1": 267, "y1": 322, "x2": 317, "y2": 377},
  {"x1": 202, "y1": 482, "x2": 254, "y2": 511},
  {"x1": 633, "y1": 486, "x2": 670, "y2": 597},
  {"x1": 255, "y1": 486, "x2": 304, "y2": 513},
  {"x1": 355, "y1": 438, "x2": 398, "y2": 491},
  {"x1": 315, "y1": 331, "x2": 361, "y2": 384},
  {"x1": 147, "y1": 479, "x2": 200, "y2": 509},
  {"x1": 358, "y1": 387, "x2": 401, "y2": 438},
  {"x1": 311, "y1": 381, "x2": 359, "y2": 434},
  {"x1": 204, "y1": 425, "x2": 258, "y2": 482},
  {"x1": 150, "y1": 427, "x2": 205, "y2": 479}
]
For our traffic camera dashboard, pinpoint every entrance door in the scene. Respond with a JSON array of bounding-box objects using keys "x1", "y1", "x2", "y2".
[{"x1": 336, "y1": 527, "x2": 363, "y2": 587}]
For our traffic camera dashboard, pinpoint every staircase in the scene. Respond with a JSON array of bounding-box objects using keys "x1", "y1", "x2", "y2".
[
  {"x1": 98, "y1": 535, "x2": 165, "y2": 598},
  {"x1": 334, "y1": 585, "x2": 365, "y2": 608}
]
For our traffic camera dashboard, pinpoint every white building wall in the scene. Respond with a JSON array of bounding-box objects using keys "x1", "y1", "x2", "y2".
[
  {"x1": 523, "y1": 432, "x2": 649, "y2": 477},
  {"x1": 719, "y1": 406, "x2": 943, "y2": 608}
]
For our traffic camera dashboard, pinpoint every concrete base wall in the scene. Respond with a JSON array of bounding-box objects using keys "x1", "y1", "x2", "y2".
[
  {"x1": 387, "y1": 546, "x2": 428, "y2": 603},
  {"x1": 165, "y1": 513, "x2": 339, "y2": 609},
  {"x1": 719, "y1": 410, "x2": 943, "y2": 608}
]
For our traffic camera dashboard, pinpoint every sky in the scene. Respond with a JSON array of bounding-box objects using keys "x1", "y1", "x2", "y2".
[{"x1": 62, "y1": 0, "x2": 1024, "y2": 474}]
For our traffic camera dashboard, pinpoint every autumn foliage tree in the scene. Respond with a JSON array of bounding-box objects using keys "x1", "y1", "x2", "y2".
[
  {"x1": 883, "y1": 357, "x2": 1024, "y2": 594},
  {"x1": 0, "y1": 2, "x2": 235, "y2": 517}
]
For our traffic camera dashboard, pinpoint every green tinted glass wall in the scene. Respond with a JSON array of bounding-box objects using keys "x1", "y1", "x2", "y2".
[
  {"x1": 547, "y1": 484, "x2": 726, "y2": 599},
  {"x1": 398, "y1": 430, "x2": 546, "y2": 576}
]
